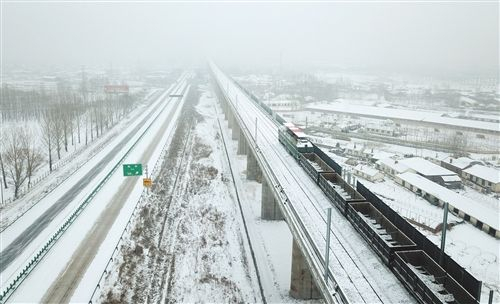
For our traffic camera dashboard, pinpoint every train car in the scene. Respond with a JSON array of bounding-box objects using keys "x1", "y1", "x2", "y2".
[
  {"x1": 346, "y1": 202, "x2": 417, "y2": 265},
  {"x1": 318, "y1": 173, "x2": 365, "y2": 215},
  {"x1": 393, "y1": 250, "x2": 478, "y2": 304},
  {"x1": 274, "y1": 121, "x2": 482, "y2": 303},
  {"x1": 298, "y1": 153, "x2": 334, "y2": 183}
]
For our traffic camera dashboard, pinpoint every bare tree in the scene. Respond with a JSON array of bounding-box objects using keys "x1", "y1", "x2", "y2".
[
  {"x1": 0, "y1": 153, "x2": 8, "y2": 190},
  {"x1": 22, "y1": 128, "x2": 44, "y2": 188},
  {"x1": 40, "y1": 111, "x2": 54, "y2": 172},
  {"x1": 3, "y1": 128, "x2": 28, "y2": 198},
  {"x1": 0, "y1": 129, "x2": 8, "y2": 190},
  {"x1": 52, "y1": 109, "x2": 64, "y2": 160}
]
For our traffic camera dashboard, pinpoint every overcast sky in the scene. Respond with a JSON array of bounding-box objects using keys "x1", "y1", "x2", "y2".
[{"x1": 2, "y1": 1, "x2": 498, "y2": 74}]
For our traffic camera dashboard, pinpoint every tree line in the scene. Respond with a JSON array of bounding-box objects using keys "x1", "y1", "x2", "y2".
[{"x1": 1, "y1": 85, "x2": 141, "y2": 199}]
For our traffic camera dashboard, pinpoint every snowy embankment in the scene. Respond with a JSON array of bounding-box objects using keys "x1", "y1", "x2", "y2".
[{"x1": 96, "y1": 82, "x2": 261, "y2": 303}]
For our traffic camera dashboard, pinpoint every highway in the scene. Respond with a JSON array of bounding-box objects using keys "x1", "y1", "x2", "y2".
[
  {"x1": 0, "y1": 74, "x2": 188, "y2": 294},
  {"x1": 0, "y1": 88, "x2": 171, "y2": 272},
  {"x1": 41, "y1": 81, "x2": 190, "y2": 303},
  {"x1": 211, "y1": 65, "x2": 415, "y2": 303}
]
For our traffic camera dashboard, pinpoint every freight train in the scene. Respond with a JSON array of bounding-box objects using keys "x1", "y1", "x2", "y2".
[{"x1": 278, "y1": 123, "x2": 480, "y2": 304}]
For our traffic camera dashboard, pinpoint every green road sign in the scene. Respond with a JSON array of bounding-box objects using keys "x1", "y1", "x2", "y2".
[{"x1": 123, "y1": 164, "x2": 143, "y2": 176}]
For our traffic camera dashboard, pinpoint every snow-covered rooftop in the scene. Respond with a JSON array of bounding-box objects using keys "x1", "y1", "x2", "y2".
[
  {"x1": 397, "y1": 172, "x2": 499, "y2": 231},
  {"x1": 400, "y1": 157, "x2": 457, "y2": 177},
  {"x1": 463, "y1": 164, "x2": 500, "y2": 184},
  {"x1": 306, "y1": 102, "x2": 500, "y2": 133},
  {"x1": 441, "y1": 157, "x2": 481, "y2": 170},
  {"x1": 354, "y1": 164, "x2": 381, "y2": 177},
  {"x1": 442, "y1": 175, "x2": 462, "y2": 183},
  {"x1": 377, "y1": 158, "x2": 409, "y2": 174}
]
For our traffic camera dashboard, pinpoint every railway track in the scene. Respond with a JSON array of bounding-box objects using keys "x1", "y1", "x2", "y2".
[{"x1": 214, "y1": 69, "x2": 413, "y2": 303}]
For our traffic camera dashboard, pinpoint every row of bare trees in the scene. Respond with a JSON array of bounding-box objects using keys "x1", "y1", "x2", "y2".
[
  {"x1": 0, "y1": 128, "x2": 44, "y2": 198},
  {"x1": 1, "y1": 85, "x2": 141, "y2": 200}
]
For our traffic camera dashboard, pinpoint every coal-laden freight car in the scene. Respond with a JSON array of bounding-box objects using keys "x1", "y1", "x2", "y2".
[
  {"x1": 393, "y1": 250, "x2": 478, "y2": 304},
  {"x1": 346, "y1": 202, "x2": 417, "y2": 265},
  {"x1": 318, "y1": 172, "x2": 365, "y2": 215},
  {"x1": 298, "y1": 152, "x2": 335, "y2": 183}
]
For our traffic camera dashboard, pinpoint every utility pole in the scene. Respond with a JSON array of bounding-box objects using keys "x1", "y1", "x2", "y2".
[
  {"x1": 439, "y1": 202, "x2": 449, "y2": 266},
  {"x1": 145, "y1": 165, "x2": 149, "y2": 195},
  {"x1": 1, "y1": 176, "x2": 4, "y2": 206},
  {"x1": 324, "y1": 207, "x2": 332, "y2": 283},
  {"x1": 255, "y1": 117, "x2": 258, "y2": 145}
]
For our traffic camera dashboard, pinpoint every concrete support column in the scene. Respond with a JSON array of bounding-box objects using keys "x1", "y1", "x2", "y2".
[
  {"x1": 290, "y1": 240, "x2": 321, "y2": 300},
  {"x1": 237, "y1": 130, "x2": 247, "y2": 155},
  {"x1": 232, "y1": 117, "x2": 239, "y2": 140},
  {"x1": 224, "y1": 99, "x2": 229, "y2": 120},
  {"x1": 261, "y1": 179, "x2": 284, "y2": 220},
  {"x1": 246, "y1": 152, "x2": 259, "y2": 181},
  {"x1": 227, "y1": 109, "x2": 233, "y2": 128}
]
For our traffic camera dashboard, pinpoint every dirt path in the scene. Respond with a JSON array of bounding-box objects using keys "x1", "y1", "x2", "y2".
[{"x1": 99, "y1": 79, "x2": 260, "y2": 303}]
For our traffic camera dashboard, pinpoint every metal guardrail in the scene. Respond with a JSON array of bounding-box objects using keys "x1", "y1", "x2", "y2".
[
  {"x1": 212, "y1": 70, "x2": 341, "y2": 304},
  {"x1": 0, "y1": 84, "x2": 182, "y2": 304}
]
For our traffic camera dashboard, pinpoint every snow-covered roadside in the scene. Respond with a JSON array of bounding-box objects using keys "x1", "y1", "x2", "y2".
[{"x1": 96, "y1": 81, "x2": 261, "y2": 302}]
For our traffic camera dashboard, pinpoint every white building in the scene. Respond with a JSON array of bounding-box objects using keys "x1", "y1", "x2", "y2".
[
  {"x1": 396, "y1": 172, "x2": 499, "y2": 238},
  {"x1": 353, "y1": 164, "x2": 384, "y2": 182},
  {"x1": 400, "y1": 157, "x2": 462, "y2": 189},
  {"x1": 376, "y1": 158, "x2": 410, "y2": 177},
  {"x1": 462, "y1": 165, "x2": 500, "y2": 193}
]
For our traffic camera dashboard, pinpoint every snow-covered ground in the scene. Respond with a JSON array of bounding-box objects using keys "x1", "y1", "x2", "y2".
[{"x1": 96, "y1": 82, "x2": 263, "y2": 302}]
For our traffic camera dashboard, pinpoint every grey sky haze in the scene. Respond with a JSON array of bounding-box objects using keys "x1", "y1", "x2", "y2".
[{"x1": 2, "y1": 1, "x2": 498, "y2": 74}]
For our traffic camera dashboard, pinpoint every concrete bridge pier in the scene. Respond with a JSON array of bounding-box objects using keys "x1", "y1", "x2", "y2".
[
  {"x1": 232, "y1": 118, "x2": 240, "y2": 140},
  {"x1": 237, "y1": 129, "x2": 247, "y2": 155},
  {"x1": 227, "y1": 109, "x2": 234, "y2": 129},
  {"x1": 223, "y1": 99, "x2": 230, "y2": 121},
  {"x1": 290, "y1": 240, "x2": 321, "y2": 300},
  {"x1": 246, "y1": 151, "x2": 262, "y2": 182},
  {"x1": 261, "y1": 179, "x2": 284, "y2": 220}
]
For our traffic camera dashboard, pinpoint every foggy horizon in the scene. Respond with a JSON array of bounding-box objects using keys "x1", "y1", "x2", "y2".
[{"x1": 2, "y1": 1, "x2": 498, "y2": 76}]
